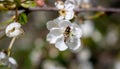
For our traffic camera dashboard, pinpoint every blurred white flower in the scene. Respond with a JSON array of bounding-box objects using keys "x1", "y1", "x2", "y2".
[
  {"x1": 79, "y1": 61, "x2": 93, "y2": 69},
  {"x1": 77, "y1": 48, "x2": 91, "y2": 62},
  {"x1": 47, "y1": 20, "x2": 82, "y2": 51},
  {"x1": 105, "y1": 28, "x2": 118, "y2": 46},
  {"x1": 80, "y1": 20, "x2": 94, "y2": 38},
  {"x1": 43, "y1": 60, "x2": 66, "y2": 69},
  {"x1": 8, "y1": 57, "x2": 18, "y2": 69},
  {"x1": 0, "y1": 52, "x2": 8, "y2": 65},
  {"x1": 30, "y1": 50, "x2": 42, "y2": 67},
  {"x1": 83, "y1": 0, "x2": 91, "y2": 4},
  {"x1": 5, "y1": 22, "x2": 24, "y2": 38},
  {"x1": 0, "y1": 52, "x2": 17, "y2": 69},
  {"x1": 114, "y1": 60, "x2": 120, "y2": 69},
  {"x1": 91, "y1": 30, "x2": 103, "y2": 43},
  {"x1": 55, "y1": 0, "x2": 75, "y2": 20}
]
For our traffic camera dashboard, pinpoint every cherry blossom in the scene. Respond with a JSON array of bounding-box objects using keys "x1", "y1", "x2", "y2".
[
  {"x1": 0, "y1": 52, "x2": 17, "y2": 69},
  {"x1": 47, "y1": 20, "x2": 82, "y2": 51},
  {"x1": 5, "y1": 22, "x2": 24, "y2": 38},
  {"x1": 55, "y1": 0, "x2": 75, "y2": 20}
]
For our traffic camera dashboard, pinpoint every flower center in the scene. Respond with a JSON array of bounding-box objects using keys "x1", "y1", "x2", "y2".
[
  {"x1": 9, "y1": 27, "x2": 15, "y2": 33},
  {"x1": 59, "y1": 9, "x2": 66, "y2": 17}
]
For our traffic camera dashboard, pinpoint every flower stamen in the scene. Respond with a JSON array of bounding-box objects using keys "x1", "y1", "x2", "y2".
[
  {"x1": 59, "y1": 9, "x2": 66, "y2": 17},
  {"x1": 9, "y1": 27, "x2": 15, "y2": 33}
]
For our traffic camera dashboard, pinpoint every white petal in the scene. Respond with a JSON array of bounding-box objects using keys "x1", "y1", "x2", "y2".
[
  {"x1": 55, "y1": 1, "x2": 64, "y2": 9},
  {"x1": 46, "y1": 19, "x2": 59, "y2": 30},
  {"x1": 55, "y1": 37, "x2": 68, "y2": 51},
  {"x1": 71, "y1": 23, "x2": 82, "y2": 38},
  {"x1": 8, "y1": 57, "x2": 17, "y2": 69},
  {"x1": 59, "y1": 20, "x2": 71, "y2": 28},
  {"x1": 65, "y1": 11, "x2": 74, "y2": 20},
  {"x1": 53, "y1": 18, "x2": 62, "y2": 23},
  {"x1": 58, "y1": 16, "x2": 64, "y2": 20},
  {"x1": 64, "y1": 2, "x2": 75, "y2": 11},
  {"x1": 5, "y1": 22, "x2": 21, "y2": 34},
  {"x1": 47, "y1": 28, "x2": 63, "y2": 44},
  {"x1": 66, "y1": 37, "x2": 81, "y2": 50},
  {"x1": 8, "y1": 57, "x2": 17, "y2": 65},
  {"x1": 65, "y1": 0, "x2": 76, "y2": 5},
  {"x1": 83, "y1": 0, "x2": 90, "y2": 3},
  {"x1": 0, "y1": 52, "x2": 8, "y2": 65},
  {"x1": 0, "y1": 52, "x2": 6, "y2": 60},
  {"x1": 6, "y1": 28, "x2": 23, "y2": 37}
]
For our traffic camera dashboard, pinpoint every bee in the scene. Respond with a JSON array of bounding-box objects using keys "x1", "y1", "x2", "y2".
[{"x1": 63, "y1": 26, "x2": 71, "y2": 42}]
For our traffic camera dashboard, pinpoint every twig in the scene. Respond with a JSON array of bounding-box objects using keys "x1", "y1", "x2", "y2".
[
  {"x1": 15, "y1": 8, "x2": 18, "y2": 22},
  {"x1": 29, "y1": 7, "x2": 120, "y2": 12},
  {"x1": 7, "y1": 37, "x2": 16, "y2": 56}
]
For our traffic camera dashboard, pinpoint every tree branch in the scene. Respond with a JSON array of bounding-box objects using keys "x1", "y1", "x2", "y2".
[{"x1": 29, "y1": 7, "x2": 120, "y2": 12}]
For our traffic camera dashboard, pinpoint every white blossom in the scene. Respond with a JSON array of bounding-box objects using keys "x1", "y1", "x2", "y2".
[
  {"x1": 55, "y1": 0, "x2": 64, "y2": 9},
  {"x1": 5, "y1": 22, "x2": 24, "y2": 38},
  {"x1": 47, "y1": 20, "x2": 82, "y2": 51},
  {"x1": 55, "y1": 0, "x2": 75, "y2": 20},
  {"x1": 43, "y1": 60, "x2": 66, "y2": 69},
  {"x1": 0, "y1": 52, "x2": 17, "y2": 69},
  {"x1": 8, "y1": 57, "x2": 18, "y2": 69},
  {"x1": 0, "y1": 52, "x2": 8, "y2": 65},
  {"x1": 80, "y1": 20, "x2": 94, "y2": 38}
]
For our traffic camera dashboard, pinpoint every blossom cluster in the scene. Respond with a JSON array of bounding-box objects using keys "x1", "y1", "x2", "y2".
[
  {"x1": 46, "y1": 0, "x2": 82, "y2": 51},
  {"x1": 0, "y1": 52, "x2": 17, "y2": 69}
]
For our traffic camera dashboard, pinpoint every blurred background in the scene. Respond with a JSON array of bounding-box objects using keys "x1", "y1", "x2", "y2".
[{"x1": 0, "y1": 0, "x2": 120, "y2": 69}]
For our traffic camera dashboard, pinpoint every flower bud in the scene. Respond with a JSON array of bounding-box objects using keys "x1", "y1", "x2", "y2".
[{"x1": 5, "y1": 22, "x2": 24, "y2": 38}]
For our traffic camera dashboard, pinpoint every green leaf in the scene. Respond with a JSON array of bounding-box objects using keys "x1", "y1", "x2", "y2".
[
  {"x1": 18, "y1": 13, "x2": 28, "y2": 25},
  {"x1": 21, "y1": 1, "x2": 36, "y2": 8}
]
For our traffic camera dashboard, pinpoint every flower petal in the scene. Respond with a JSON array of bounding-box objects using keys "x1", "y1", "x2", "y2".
[
  {"x1": 55, "y1": 36, "x2": 68, "y2": 51},
  {"x1": 65, "y1": 0, "x2": 76, "y2": 5},
  {"x1": 8, "y1": 57, "x2": 17, "y2": 69},
  {"x1": 5, "y1": 22, "x2": 21, "y2": 34},
  {"x1": 65, "y1": 37, "x2": 81, "y2": 50},
  {"x1": 0, "y1": 52, "x2": 6, "y2": 60},
  {"x1": 59, "y1": 20, "x2": 71, "y2": 28},
  {"x1": 6, "y1": 28, "x2": 23, "y2": 37},
  {"x1": 64, "y1": 2, "x2": 75, "y2": 11},
  {"x1": 53, "y1": 18, "x2": 62, "y2": 23},
  {"x1": 55, "y1": 1, "x2": 64, "y2": 9},
  {"x1": 58, "y1": 16, "x2": 64, "y2": 20},
  {"x1": 71, "y1": 23, "x2": 82, "y2": 38},
  {"x1": 46, "y1": 19, "x2": 59, "y2": 30},
  {"x1": 65, "y1": 11, "x2": 74, "y2": 20},
  {"x1": 46, "y1": 28, "x2": 63, "y2": 44},
  {"x1": 83, "y1": 0, "x2": 90, "y2": 3},
  {"x1": 0, "y1": 52, "x2": 8, "y2": 66}
]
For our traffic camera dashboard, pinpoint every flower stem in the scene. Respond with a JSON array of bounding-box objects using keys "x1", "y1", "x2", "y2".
[
  {"x1": 7, "y1": 37, "x2": 16, "y2": 56},
  {"x1": 15, "y1": 8, "x2": 18, "y2": 22}
]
